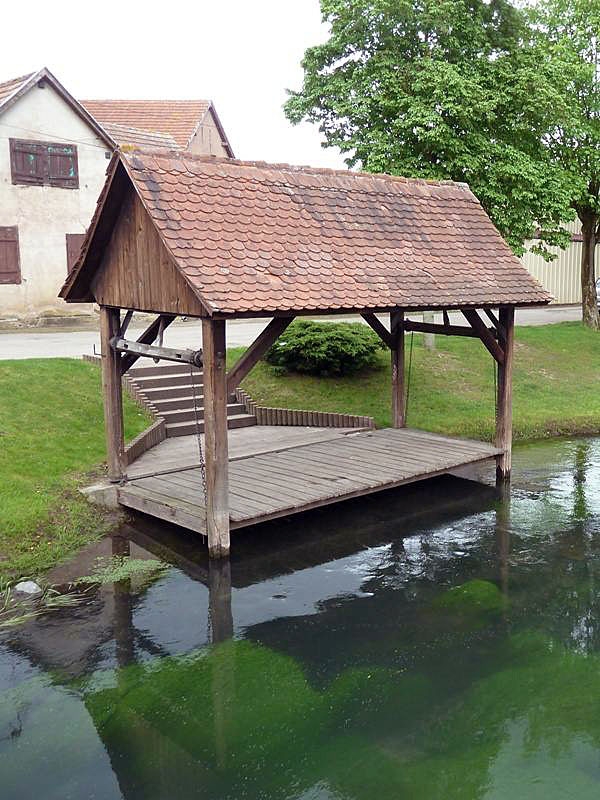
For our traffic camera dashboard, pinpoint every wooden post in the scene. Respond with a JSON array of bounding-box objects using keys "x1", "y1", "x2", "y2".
[
  {"x1": 390, "y1": 310, "x2": 406, "y2": 428},
  {"x1": 495, "y1": 306, "x2": 515, "y2": 483},
  {"x1": 208, "y1": 559, "x2": 233, "y2": 643},
  {"x1": 100, "y1": 306, "x2": 125, "y2": 482},
  {"x1": 202, "y1": 318, "x2": 230, "y2": 557}
]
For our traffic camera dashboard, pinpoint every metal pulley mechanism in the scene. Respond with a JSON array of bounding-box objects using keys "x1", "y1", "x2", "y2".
[{"x1": 110, "y1": 336, "x2": 203, "y2": 368}]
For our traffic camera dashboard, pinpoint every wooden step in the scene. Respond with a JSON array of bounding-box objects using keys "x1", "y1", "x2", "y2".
[
  {"x1": 165, "y1": 413, "x2": 257, "y2": 438},
  {"x1": 128, "y1": 364, "x2": 203, "y2": 379},
  {"x1": 150, "y1": 393, "x2": 238, "y2": 412},
  {"x1": 132, "y1": 371, "x2": 203, "y2": 389},
  {"x1": 159, "y1": 404, "x2": 246, "y2": 424},
  {"x1": 140, "y1": 383, "x2": 205, "y2": 401}
]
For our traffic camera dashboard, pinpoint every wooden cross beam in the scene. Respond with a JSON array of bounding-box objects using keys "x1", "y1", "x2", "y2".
[
  {"x1": 402, "y1": 319, "x2": 487, "y2": 339},
  {"x1": 119, "y1": 314, "x2": 176, "y2": 374},
  {"x1": 461, "y1": 309, "x2": 505, "y2": 364},
  {"x1": 226, "y1": 316, "x2": 294, "y2": 395}
]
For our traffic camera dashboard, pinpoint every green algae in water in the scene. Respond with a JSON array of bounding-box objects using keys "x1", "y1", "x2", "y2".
[
  {"x1": 4, "y1": 437, "x2": 600, "y2": 799},
  {"x1": 435, "y1": 578, "x2": 506, "y2": 615}
]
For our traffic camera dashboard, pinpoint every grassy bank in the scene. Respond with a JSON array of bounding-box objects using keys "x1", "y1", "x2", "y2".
[
  {"x1": 1, "y1": 322, "x2": 599, "y2": 578},
  {"x1": 235, "y1": 321, "x2": 600, "y2": 441},
  {"x1": 0, "y1": 359, "x2": 149, "y2": 578}
]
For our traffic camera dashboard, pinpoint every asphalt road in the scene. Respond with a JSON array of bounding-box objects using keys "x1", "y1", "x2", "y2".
[{"x1": 0, "y1": 306, "x2": 582, "y2": 360}]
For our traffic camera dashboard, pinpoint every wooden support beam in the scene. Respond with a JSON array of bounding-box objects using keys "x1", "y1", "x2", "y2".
[
  {"x1": 403, "y1": 319, "x2": 486, "y2": 338},
  {"x1": 495, "y1": 307, "x2": 515, "y2": 483},
  {"x1": 361, "y1": 313, "x2": 393, "y2": 349},
  {"x1": 462, "y1": 308, "x2": 505, "y2": 364},
  {"x1": 100, "y1": 306, "x2": 126, "y2": 482},
  {"x1": 203, "y1": 318, "x2": 230, "y2": 557},
  {"x1": 208, "y1": 559, "x2": 233, "y2": 643},
  {"x1": 118, "y1": 309, "x2": 134, "y2": 337},
  {"x1": 226, "y1": 316, "x2": 294, "y2": 394},
  {"x1": 120, "y1": 314, "x2": 176, "y2": 374},
  {"x1": 390, "y1": 310, "x2": 406, "y2": 428},
  {"x1": 111, "y1": 337, "x2": 203, "y2": 368}
]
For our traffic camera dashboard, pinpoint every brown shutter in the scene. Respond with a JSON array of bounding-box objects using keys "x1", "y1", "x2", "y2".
[
  {"x1": 65, "y1": 233, "x2": 86, "y2": 273},
  {"x1": 9, "y1": 139, "x2": 45, "y2": 185},
  {"x1": 0, "y1": 227, "x2": 21, "y2": 284},
  {"x1": 48, "y1": 144, "x2": 79, "y2": 188},
  {"x1": 9, "y1": 139, "x2": 79, "y2": 188}
]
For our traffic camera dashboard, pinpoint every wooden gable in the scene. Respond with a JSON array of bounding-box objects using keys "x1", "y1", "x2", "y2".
[{"x1": 92, "y1": 187, "x2": 206, "y2": 316}]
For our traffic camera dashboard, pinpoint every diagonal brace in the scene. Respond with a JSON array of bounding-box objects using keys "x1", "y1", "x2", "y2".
[
  {"x1": 227, "y1": 316, "x2": 294, "y2": 394},
  {"x1": 120, "y1": 314, "x2": 176, "y2": 374},
  {"x1": 462, "y1": 308, "x2": 504, "y2": 364},
  {"x1": 361, "y1": 313, "x2": 394, "y2": 349}
]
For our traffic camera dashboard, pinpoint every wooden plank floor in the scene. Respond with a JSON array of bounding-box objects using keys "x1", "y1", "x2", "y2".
[{"x1": 118, "y1": 427, "x2": 501, "y2": 535}]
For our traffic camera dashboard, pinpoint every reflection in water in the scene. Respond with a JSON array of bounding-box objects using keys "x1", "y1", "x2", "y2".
[{"x1": 3, "y1": 438, "x2": 600, "y2": 798}]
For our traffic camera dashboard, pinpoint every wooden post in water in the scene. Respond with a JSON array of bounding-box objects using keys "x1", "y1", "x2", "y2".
[
  {"x1": 495, "y1": 306, "x2": 515, "y2": 483},
  {"x1": 390, "y1": 309, "x2": 406, "y2": 428},
  {"x1": 202, "y1": 318, "x2": 230, "y2": 557},
  {"x1": 209, "y1": 559, "x2": 233, "y2": 643},
  {"x1": 100, "y1": 305, "x2": 125, "y2": 482}
]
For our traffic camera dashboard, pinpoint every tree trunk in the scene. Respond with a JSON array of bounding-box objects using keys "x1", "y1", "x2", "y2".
[{"x1": 579, "y1": 212, "x2": 600, "y2": 330}]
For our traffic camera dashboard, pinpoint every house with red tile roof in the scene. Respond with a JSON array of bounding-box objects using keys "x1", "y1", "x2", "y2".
[
  {"x1": 82, "y1": 99, "x2": 234, "y2": 157},
  {"x1": 0, "y1": 68, "x2": 233, "y2": 323}
]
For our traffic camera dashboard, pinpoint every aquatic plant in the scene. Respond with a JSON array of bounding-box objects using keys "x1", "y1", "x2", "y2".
[
  {"x1": 0, "y1": 578, "x2": 84, "y2": 629},
  {"x1": 75, "y1": 556, "x2": 167, "y2": 586}
]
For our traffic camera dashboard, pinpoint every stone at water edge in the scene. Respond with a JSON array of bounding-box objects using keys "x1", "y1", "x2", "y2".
[{"x1": 14, "y1": 581, "x2": 42, "y2": 596}]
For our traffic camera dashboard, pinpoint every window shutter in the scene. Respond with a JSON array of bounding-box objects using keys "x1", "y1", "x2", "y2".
[
  {"x1": 9, "y1": 139, "x2": 79, "y2": 188},
  {"x1": 9, "y1": 139, "x2": 45, "y2": 186},
  {"x1": 48, "y1": 144, "x2": 79, "y2": 188},
  {"x1": 0, "y1": 227, "x2": 21, "y2": 284},
  {"x1": 65, "y1": 233, "x2": 86, "y2": 273}
]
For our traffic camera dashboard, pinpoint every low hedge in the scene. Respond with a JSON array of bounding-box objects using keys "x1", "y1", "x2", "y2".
[{"x1": 265, "y1": 320, "x2": 386, "y2": 376}]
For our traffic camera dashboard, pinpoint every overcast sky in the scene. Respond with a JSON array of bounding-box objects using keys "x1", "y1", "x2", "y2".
[{"x1": 1, "y1": 0, "x2": 346, "y2": 169}]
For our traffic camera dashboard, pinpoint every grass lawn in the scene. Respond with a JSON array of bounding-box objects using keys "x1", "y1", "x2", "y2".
[
  {"x1": 1, "y1": 321, "x2": 599, "y2": 578},
  {"x1": 235, "y1": 321, "x2": 600, "y2": 441},
  {"x1": 0, "y1": 358, "x2": 149, "y2": 579}
]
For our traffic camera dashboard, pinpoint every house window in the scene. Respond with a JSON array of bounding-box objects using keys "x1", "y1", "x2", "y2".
[
  {"x1": 0, "y1": 227, "x2": 21, "y2": 284},
  {"x1": 9, "y1": 139, "x2": 79, "y2": 188},
  {"x1": 66, "y1": 233, "x2": 86, "y2": 273}
]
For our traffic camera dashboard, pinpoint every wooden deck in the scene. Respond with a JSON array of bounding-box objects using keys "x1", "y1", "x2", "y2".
[{"x1": 118, "y1": 427, "x2": 501, "y2": 536}]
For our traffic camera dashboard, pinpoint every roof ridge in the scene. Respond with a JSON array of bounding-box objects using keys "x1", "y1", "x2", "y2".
[
  {"x1": 82, "y1": 98, "x2": 211, "y2": 104},
  {"x1": 0, "y1": 71, "x2": 34, "y2": 88},
  {"x1": 124, "y1": 149, "x2": 469, "y2": 189}
]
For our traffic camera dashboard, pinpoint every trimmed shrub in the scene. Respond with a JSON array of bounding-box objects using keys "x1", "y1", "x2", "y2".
[{"x1": 265, "y1": 320, "x2": 386, "y2": 377}]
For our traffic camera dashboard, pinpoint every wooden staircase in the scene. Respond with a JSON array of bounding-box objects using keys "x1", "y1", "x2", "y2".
[{"x1": 127, "y1": 363, "x2": 257, "y2": 438}]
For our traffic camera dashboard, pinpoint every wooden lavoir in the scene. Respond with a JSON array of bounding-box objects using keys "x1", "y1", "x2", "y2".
[{"x1": 60, "y1": 151, "x2": 551, "y2": 557}]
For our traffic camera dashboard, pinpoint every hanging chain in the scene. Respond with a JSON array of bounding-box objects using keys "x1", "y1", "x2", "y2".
[{"x1": 189, "y1": 363, "x2": 208, "y2": 517}]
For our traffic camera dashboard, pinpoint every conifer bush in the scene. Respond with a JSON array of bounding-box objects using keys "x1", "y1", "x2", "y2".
[{"x1": 265, "y1": 320, "x2": 385, "y2": 377}]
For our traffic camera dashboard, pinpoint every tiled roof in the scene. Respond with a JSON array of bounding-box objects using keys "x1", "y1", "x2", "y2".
[
  {"x1": 118, "y1": 151, "x2": 550, "y2": 315},
  {"x1": 81, "y1": 100, "x2": 210, "y2": 148},
  {"x1": 0, "y1": 73, "x2": 33, "y2": 104},
  {"x1": 102, "y1": 122, "x2": 179, "y2": 150}
]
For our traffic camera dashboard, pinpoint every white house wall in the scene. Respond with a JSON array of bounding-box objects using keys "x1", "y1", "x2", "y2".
[{"x1": 0, "y1": 83, "x2": 110, "y2": 322}]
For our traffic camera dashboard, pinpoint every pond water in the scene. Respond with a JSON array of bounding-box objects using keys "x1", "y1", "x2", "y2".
[{"x1": 2, "y1": 437, "x2": 600, "y2": 799}]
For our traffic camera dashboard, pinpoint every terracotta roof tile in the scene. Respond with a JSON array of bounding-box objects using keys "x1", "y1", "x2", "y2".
[
  {"x1": 102, "y1": 122, "x2": 179, "y2": 150},
  {"x1": 81, "y1": 100, "x2": 210, "y2": 148},
  {"x1": 115, "y1": 151, "x2": 550, "y2": 314},
  {"x1": 0, "y1": 73, "x2": 33, "y2": 104}
]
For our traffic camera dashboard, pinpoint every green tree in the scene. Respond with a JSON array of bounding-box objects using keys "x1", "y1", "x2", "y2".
[
  {"x1": 285, "y1": 0, "x2": 594, "y2": 323},
  {"x1": 534, "y1": 0, "x2": 600, "y2": 326}
]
